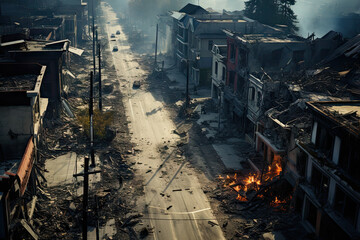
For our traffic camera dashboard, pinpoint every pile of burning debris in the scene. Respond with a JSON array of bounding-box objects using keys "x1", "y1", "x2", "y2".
[
  {"x1": 218, "y1": 156, "x2": 292, "y2": 208},
  {"x1": 207, "y1": 158, "x2": 302, "y2": 239}
]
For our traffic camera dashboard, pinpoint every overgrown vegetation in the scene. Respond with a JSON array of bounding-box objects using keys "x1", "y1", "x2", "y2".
[
  {"x1": 245, "y1": 0, "x2": 299, "y2": 33},
  {"x1": 77, "y1": 108, "x2": 114, "y2": 140}
]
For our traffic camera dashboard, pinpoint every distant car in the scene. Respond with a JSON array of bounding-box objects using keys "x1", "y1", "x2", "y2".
[
  {"x1": 110, "y1": 34, "x2": 115, "y2": 38},
  {"x1": 107, "y1": 21, "x2": 110, "y2": 24},
  {"x1": 112, "y1": 46, "x2": 118, "y2": 52},
  {"x1": 133, "y1": 80, "x2": 141, "y2": 88},
  {"x1": 116, "y1": 30, "x2": 121, "y2": 35}
]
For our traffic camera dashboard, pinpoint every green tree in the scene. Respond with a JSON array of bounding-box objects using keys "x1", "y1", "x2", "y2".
[
  {"x1": 244, "y1": 0, "x2": 298, "y2": 33},
  {"x1": 245, "y1": 0, "x2": 278, "y2": 26},
  {"x1": 277, "y1": 0, "x2": 299, "y2": 33}
]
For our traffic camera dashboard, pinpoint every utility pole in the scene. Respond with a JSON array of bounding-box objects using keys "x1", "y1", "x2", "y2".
[
  {"x1": 98, "y1": 41, "x2": 102, "y2": 111},
  {"x1": 82, "y1": 157, "x2": 89, "y2": 240},
  {"x1": 72, "y1": 156, "x2": 101, "y2": 240},
  {"x1": 92, "y1": 0, "x2": 96, "y2": 78},
  {"x1": 91, "y1": 0, "x2": 96, "y2": 168},
  {"x1": 90, "y1": 72, "x2": 95, "y2": 167},
  {"x1": 154, "y1": 23, "x2": 158, "y2": 66},
  {"x1": 185, "y1": 60, "x2": 189, "y2": 108}
]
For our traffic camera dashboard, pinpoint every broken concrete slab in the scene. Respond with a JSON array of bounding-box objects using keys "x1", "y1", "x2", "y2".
[
  {"x1": 45, "y1": 152, "x2": 77, "y2": 187},
  {"x1": 212, "y1": 144, "x2": 244, "y2": 170}
]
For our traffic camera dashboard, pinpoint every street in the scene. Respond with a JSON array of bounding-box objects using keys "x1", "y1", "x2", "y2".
[{"x1": 102, "y1": 3, "x2": 225, "y2": 240}]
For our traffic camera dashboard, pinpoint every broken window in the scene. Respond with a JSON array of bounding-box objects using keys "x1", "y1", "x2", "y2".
[
  {"x1": 310, "y1": 165, "x2": 329, "y2": 203},
  {"x1": 208, "y1": 40, "x2": 213, "y2": 51},
  {"x1": 222, "y1": 67, "x2": 226, "y2": 81},
  {"x1": 238, "y1": 48, "x2": 247, "y2": 68},
  {"x1": 315, "y1": 123, "x2": 334, "y2": 159},
  {"x1": 249, "y1": 87, "x2": 255, "y2": 101},
  {"x1": 296, "y1": 150, "x2": 307, "y2": 177},
  {"x1": 333, "y1": 185, "x2": 358, "y2": 226},
  {"x1": 271, "y1": 49, "x2": 282, "y2": 67},
  {"x1": 257, "y1": 91, "x2": 262, "y2": 107},
  {"x1": 230, "y1": 44, "x2": 236, "y2": 62},
  {"x1": 305, "y1": 198, "x2": 317, "y2": 229},
  {"x1": 293, "y1": 50, "x2": 305, "y2": 63},
  {"x1": 339, "y1": 136, "x2": 360, "y2": 181},
  {"x1": 229, "y1": 71, "x2": 235, "y2": 88}
]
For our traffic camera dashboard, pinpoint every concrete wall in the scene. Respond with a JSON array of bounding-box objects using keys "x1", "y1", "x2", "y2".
[
  {"x1": 0, "y1": 106, "x2": 32, "y2": 160},
  {"x1": 247, "y1": 41, "x2": 310, "y2": 73}
]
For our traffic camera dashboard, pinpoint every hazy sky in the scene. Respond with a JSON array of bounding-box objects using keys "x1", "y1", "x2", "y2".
[{"x1": 198, "y1": 0, "x2": 360, "y2": 37}]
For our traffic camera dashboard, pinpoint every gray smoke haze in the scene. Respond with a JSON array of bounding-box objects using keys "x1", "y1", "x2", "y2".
[
  {"x1": 108, "y1": 0, "x2": 360, "y2": 38},
  {"x1": 200, "y1": 0, "x2": 360, "y2": 38},
  {"x1": 293, "y1": 0, "x2": 360, "y2": 38},
  {"x1": 198, "y1": 0, "x2": 245, "y2": 12}
]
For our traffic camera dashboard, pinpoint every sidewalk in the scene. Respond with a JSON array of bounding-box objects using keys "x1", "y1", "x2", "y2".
[
  {"x1": 193, "y1": 104, "x2": 251, "y2": 170},
  {"x1": 160, "y1": 57, "x2": 249, "y2": 171}
]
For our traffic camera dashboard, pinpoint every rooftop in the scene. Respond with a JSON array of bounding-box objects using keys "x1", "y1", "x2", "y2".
[
  {"x1": 237, "y1": 34, "x2": 303, "y2": 44},
  {"x1": 0, "y1": 63, "x2": 45, "y2": 92},
  {"x1": 0, "y1": 74, "x2": 37, "y2": 91},
  {"x1": 1, "y1": 39, "x2": 69, "y2": 52},
  {"x1": 179, "y1": 3, "x2": 208, "y2": 15},
  {"x1": 307, "y1": 100, "x2": 360, "y2": 136},
  {"x1": 197, "y1": 19, "x2": 246, "y2": 23}
]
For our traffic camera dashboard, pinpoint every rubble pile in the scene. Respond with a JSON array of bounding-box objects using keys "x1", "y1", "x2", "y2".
[
  {"x1": 26, "y1": 35, "x2": 139, "y2": 239},
  {"x1": 208, "y1": 177, "x2": 299, "y2": 239},
  {"x1": 218, "y1": 154, "x2": 285, "y2": 204}
]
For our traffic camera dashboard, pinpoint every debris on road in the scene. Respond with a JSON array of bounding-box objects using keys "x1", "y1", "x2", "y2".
[{"x1": 172, "y1": 189, "x2": 182, "y2": 192}]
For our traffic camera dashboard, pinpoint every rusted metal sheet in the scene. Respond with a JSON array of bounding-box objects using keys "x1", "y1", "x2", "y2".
[{"x1": 16, "y1": 137, "x2": 34, "y2": 196}]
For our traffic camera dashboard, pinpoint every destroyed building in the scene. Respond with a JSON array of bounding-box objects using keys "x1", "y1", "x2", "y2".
[
  {"x1": 162, "y1": 4, "x2": 282, "y2": 88},
  {"x1": 211, "y1": 44, "x2": 226, "y2": 102},
  {"x1": 0, "y1": 39, "x2": 71, "y2": 116},
  {"x1": 0, "y1": 0, "x2": 87, "y2": 47},
  {"x1": 222, "y1": 30, "x2": 344, "y2": 145},
  {"x1": 0, "y1": 63, "x2": 47, "y2": 239},
  {"x1": 293, "y1": 100, "x2": 360, "y2": 239},
  {"x1": 15, "y1": 16, "x2": 66, "y2": 42}
]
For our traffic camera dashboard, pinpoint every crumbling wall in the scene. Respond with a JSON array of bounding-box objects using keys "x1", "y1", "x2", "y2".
[{"x1": 0, "y1": 106, "x2": 32, "y2": 160}]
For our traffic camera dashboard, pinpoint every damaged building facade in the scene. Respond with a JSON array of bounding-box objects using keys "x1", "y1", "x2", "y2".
[
  {"x1": 222, "y1": 29, "x2": 344, "y2": 145},
  {"x1": 158, "y1": 3, "x2": 283, "y2": 88},
  {"x1": 293, "y1": 101, "x2": 360, "y2": 240},
  {"x1": 0, "y1": 63, "x2": 47, "y2": 239},
  {"x1": 0, "y1": 0, "x2": 87, "y2": 237},
  {"x1": 213, "y1": 18, "x2": 360, "y2": 238}
]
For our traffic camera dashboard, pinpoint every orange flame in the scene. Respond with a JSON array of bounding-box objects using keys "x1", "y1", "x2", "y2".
[
  {"x1": 233, "y1": 185, "x2": 241, "y2": 192},
  {"x1": 236, "y1": 194, "x2": 247, "y2": 202},
  {"x1": 228, "y1": 181, "x2": 236, "y2": 186}
]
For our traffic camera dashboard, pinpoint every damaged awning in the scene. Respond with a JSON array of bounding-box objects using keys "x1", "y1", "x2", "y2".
[
  {"x1": 0, "y1": 40, "x2": 25, "y2": 47},
  {"x1": 68, "y1": 46, "x2": 84, "y2": 56}
]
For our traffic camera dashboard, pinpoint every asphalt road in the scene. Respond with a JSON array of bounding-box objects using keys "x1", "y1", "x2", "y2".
[{"x1": 102, "y1": 3, "x2": 225, "y2": 240}]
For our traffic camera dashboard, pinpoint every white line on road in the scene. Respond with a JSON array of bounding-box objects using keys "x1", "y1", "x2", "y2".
[
  {"x1": 192, "y1": 212, "x2": 203, "y2": 240},
  {"x1": 129, "y1": 99, "x2": 135, "y2": 121},
  {"x1": 148, "y1": 206, "x2": 211, "y2": 215}
]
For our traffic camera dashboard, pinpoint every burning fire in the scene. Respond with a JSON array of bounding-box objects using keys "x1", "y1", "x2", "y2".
[
  {"x1": 219, "y1": 156, "x2": 286, "y2": 207},
  {"x1": 236, "y1": 194, "x2": 247, "y2": 202}
]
